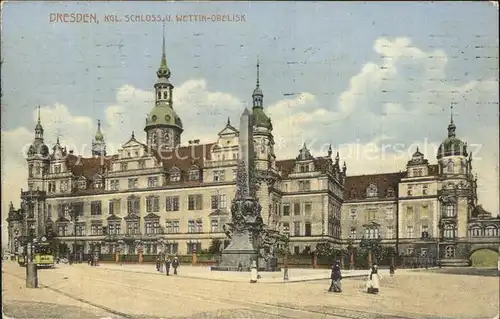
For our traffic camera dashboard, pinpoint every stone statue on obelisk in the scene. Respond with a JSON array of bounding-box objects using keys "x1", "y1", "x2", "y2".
[{"x1": 213, "y1": 107, "x2": 265, "y2": 271}]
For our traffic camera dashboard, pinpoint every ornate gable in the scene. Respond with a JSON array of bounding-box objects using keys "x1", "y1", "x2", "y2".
[{"x1": 144, "y1": 212, "x2": 160, "y2": 220}]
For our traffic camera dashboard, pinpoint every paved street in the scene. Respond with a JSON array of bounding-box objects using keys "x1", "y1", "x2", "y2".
[{"x1": 2, "y1": 261, "x2": 499, "y2": 319}]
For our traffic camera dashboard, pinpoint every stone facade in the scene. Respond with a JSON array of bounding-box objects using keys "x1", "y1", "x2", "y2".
[{"x1": 6, "y1": 39, "x2": 499, "y2": 264}]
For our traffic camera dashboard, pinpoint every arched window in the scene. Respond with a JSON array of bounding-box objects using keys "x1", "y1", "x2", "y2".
[
  {"x1": 447, "y1": 161, "x2": 454, "y2": 173},
  {"x1": 443, "y1": 204, "x2": 456, "y2": 217},
  {"x1": 485, "y1": 226, "x2": 498, "y2": 237},
  {"x1": 445, "y1": 246, "x2": 455, "y2": 258},
  {"x1": 28, "y1": 164, "x2": 34, "y2": 177},
  {"x1": 157, "y1": 92, "x2": 161, "y2": 100},
  {"x1": 163, "y1": 91, "x2": 168, "y2": 99},
  {"x1": 444, "y1": 224, "x2": 456, "y2": 239},
  {"x1": 468, "y1": 227, "x2": 481, "y2": 237}
]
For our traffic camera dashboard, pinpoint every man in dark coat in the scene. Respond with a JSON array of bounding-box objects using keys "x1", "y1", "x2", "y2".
[
  {"x1": 172, "y1": 257, "x2": 179, "y2": 275},
  {"x1": 165, "y1": 257, "x2": 171, "y2": 276},
  {"x1": 328, "y1": 261, "x2": 342, "y2": 292}
]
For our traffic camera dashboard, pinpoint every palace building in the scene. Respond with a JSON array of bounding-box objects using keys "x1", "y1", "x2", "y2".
[{"x1": 6, "y1": 35, "x2": 499, "y2": 266}]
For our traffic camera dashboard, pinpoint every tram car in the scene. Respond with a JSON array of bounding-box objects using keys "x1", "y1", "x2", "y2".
[{"x1": 17, "y1": 246, "x2": 26, "y2": 267}]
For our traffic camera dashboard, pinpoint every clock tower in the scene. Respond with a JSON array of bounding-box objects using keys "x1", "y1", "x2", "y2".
[{"x1": 144, "y1": 27, "x2": 183, "y2": 152}]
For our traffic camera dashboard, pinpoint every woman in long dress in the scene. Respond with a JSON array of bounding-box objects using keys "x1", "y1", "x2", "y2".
[
  {"x1": 328, "y1": 261, "x2": 342, "y2": 292},
  {"x1": 366, "y1": 264, "x2": 381, "y2": 294},
  {"x1": 250, "y1": 260, "x2": 258, "y2": 283}
]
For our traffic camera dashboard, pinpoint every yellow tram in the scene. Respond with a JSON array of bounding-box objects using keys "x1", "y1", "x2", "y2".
[{"x1": 34, "y1": 242, "x2": 54, "y2": 268}]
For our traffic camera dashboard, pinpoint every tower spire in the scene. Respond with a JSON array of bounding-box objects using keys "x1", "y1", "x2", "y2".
[
  {"x1": 447, "y1": 104, "x2": 456, "y2": 138},
  {"x1": 37, "y1": 105, "x2": 41, "y2": 123},
  {"x1": 156, "y1": 23, "x2": 171, "y2": 79},
  {"x1": 256, "y1": 56, "x2": 260, "y2": 88}
]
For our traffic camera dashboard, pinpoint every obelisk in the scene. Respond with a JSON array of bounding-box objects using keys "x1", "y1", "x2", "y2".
[{"x1": 212, "y1": 108, "x2": 262, "y2": 271}]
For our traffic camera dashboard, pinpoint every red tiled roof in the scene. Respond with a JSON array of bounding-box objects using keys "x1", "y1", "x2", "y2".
[{"x1": 63, "y1": 143, "x2": 217, "y2": 190}]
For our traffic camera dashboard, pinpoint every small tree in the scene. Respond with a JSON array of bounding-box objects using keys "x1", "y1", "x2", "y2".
[{"x1": 208, "y1": 239, "x2": 222, "y2": 254}]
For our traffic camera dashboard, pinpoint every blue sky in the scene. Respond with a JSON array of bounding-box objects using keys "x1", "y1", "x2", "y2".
[{"x1": 1, "y1": 2, "x2": 498, "y2": 244}]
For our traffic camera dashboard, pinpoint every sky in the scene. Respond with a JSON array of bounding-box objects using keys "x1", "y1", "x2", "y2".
[{"x1": 1, "y1": 1, "x2": 499, "y2": 246}]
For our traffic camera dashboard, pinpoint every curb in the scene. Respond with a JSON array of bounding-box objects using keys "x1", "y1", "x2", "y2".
[{"x1": 95, "y1": 266, "x2": 369, "y2": 284}]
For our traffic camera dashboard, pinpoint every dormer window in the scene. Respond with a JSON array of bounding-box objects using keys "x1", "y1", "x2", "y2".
[
  {"x1": 189, "y1": 168, "x2": 200, "y2": 181},
  {"x1": 299, "y1": 164, "x2": 309, "y2": 173},
  {"x1": 350, "y1": 189, "x2": 357, "y2": 199},
  {"x1": 54, "y1": 165, "x2": 61, "y2": 174},
  {"x1": 366, "y1": 183, "x2": 377, "y2": 197},
  {"x1": 387, "y1": 187, "x2": 394, "y2": 197},
  {"x1": 413, "y1": 169, "x2": 423, "y2": 177},
  {"x1": 170, "y1": 167, "x2": 181, "y2": 182}
]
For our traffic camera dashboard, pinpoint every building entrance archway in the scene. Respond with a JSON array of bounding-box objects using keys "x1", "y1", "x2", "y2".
[{"x1": 470, "y1": 248, "x2": 499, "y2": 268}]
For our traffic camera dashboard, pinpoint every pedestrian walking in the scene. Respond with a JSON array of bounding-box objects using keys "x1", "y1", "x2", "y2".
[
  {"x1": 366, "y1": 264, "x2": 381, "y2": 294},
  {"x1": 165, "y1": 257, "x2": 171, "y2": 276},
  {"x1": 159, "y1": 254, "x2": 164, "y2": 272},
  {"x1": 88, "y1": 255, "x2": 92, "y2": 266},
  {"x1": 389, "y1": 264, "x2": 395, "y2": 276},
  {"x1": 172, "y1": 256, "x2": 179, "y2": 275},
  {"x1": 156, "y1": 255, "x2": 160, "y2": 272},
  {"x1": 250, "y1": 260, "x2": 258, "y2": 283},
  {"x1": 328, "y1": 261, "x2": 342, "y2": 293}
]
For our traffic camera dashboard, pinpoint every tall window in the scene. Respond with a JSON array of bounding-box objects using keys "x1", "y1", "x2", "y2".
[
  {"x1": 349, "y1": 228, "x2": 356, "y2": 239},
  {"x1": 211, "y1": 194, "x2": 227, "y2": 210},
  {"x1": 294, "y1": 203, "x2": 301, "y2": 216},
  {"x1": 120, "y1": 163, "x2": 128, "y2": 171},
  {"x1": 365, "y1": 228, "x2": 379, "y2": 239},
  {"x1": 305, "y1": 222, "x2": 311, "y2": 236},
  {"x1": 444, "y1": 224, "x2": 456, "y2": 239},
  {"x1": 443, "y1": 204, "x2": 456, "y2": 217},
  {"x1": 469, "y1": 227, "x2": 481, "y2": 237},
  {"x1": 146, "y1": 196, "x2": 160, "y2": 213},
  {"x1": 145, "y1": 221, "x2": 159, "y2": 234},
  {"x1": 166, "y1": 243, "x2": 178, "y2": 255},
  {"x1": 211, "y1": 219, "x2": 219, "y2": 232},
  {"x1": 91, "y1": 201, "x2": 102, "y2": 216},
  {"x1": 283, "y1": 204, "x2": 290, "y2": 216},
  {"x1": 76, "y1": 224, "x2": 85, "y2": 236},
  {"x1": 386, "y1": 226, "x2": 394, "y2": 239},
  {"x1": 406, "y1": 226, "x2": 414, "y2": 238},
  {"x1": 421, "y1": 225, "x2": 429, "y2": 238},
  {"x1": 196, "y1": 219, "x2": 203, "y2": 233},
  {"x1": 166, "y1": 196, "x2": 180, "y2": 211},
  {"x1": 188, "y1": 194, "x2": 203, "y2": 210},
  {"x1": 187, "y1": 243, "x2": 202, "y2": 254},
  {"x1": 165, "y1": 220, "x2": 179, "y2": 234},
  {"x1": 232, "y1": 169, "x2": 237, "y2": 181},
  {"x1": 127, "y1": 196, "x2": 140, "y2": 215},
  {"x1": 304, "y1": 202, "x2": 312, "y2": 215},
  {"x1": 294, "y1": 222, "x2": 300, "y2": 236},
  {"x1": 188, "y1": 220, "x2": 196, "y2": 233},
  {"x1": 485, "y1": 226, "x2": 498, "y2": 237},
  {"x1": 127, "y1": 222, "x2": 139, "y2": 235},
  {"x1": 108, "y1": 199, "x2": 121, "y2": 215},
  {"x1": 91, "y1": 224, "x2": 102, "y2": 236},
  {"x1": 365, "y1": 209, "x2": 376, "y2": 221}
]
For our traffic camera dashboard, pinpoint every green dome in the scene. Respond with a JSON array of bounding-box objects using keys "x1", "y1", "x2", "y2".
[
  {"x1": 145, "y1": 106, "x2": 183, "y2": 130},
  {"x1": 437, "y1": 137, "x2": 467, "y2": 159},
  {"x1": 95, "y1": 131, "x2": 104, "y2": 141},
  {"x1": 253, "y1": 107, "x2": 272, "y2": 130}
]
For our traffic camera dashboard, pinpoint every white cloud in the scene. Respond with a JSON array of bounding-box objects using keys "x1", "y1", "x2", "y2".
[{"x1": 2, "y1": 37, "x2": 498, "y2": 246}]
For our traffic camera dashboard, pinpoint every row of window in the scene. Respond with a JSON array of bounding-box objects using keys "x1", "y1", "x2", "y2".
[
  {"x1": 49, "y1": 194, "x2": 228, "y2": 219},
  {"x1": 281, "y1": 222, "x2": 313, "y2": 236},
  {"x1": 55, "y1": 219, "x2": 224, "y2": 236},
  {"x1": 350, "y1": 207, "x2": 394, "y2": 221},
  {"x1": 468, "y1": 227, "x2": 499, "y2": 237},
  {"x1": 282, "y1": 202, "x2": 313, "y2": 216}
]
